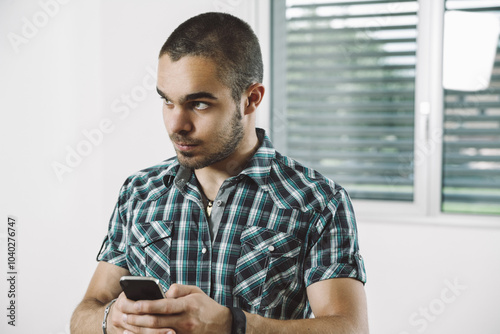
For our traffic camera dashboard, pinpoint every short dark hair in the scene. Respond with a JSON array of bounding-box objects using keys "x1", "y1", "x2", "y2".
[{"x1": 159, "y1": 12, "x2": 263, "y2": 103}]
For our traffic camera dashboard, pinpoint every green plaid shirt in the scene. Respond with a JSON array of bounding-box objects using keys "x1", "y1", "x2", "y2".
[{"x1": 98, "y1": 128, "x2": 366, "y2": 319}]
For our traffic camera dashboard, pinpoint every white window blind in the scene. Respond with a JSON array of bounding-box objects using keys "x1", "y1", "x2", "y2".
[{"x1": 271, "y1": 0, "x2": 419, "y2": 201}]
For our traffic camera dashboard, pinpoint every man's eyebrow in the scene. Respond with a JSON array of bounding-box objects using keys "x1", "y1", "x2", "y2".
[
  {"x1": 184, "y1": 92, "x2": 218, "y2": 102},
  {"x1": 156, "y1": 87, "x2": 218, "y2": 103}
]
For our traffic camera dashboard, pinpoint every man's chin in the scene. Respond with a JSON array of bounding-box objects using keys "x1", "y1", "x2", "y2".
[
  {"x1": 177, "y1": 153, "x2": 207, "y2": 170},
  {"x1": 177, "y1": 150, "x2": 194, "y2": 158},
  {"x1": 177, "y1": 151, "x2": 231, "y2": 170}
]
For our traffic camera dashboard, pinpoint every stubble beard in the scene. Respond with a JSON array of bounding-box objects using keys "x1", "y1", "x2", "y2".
[{"x1": 173, "y1": 107, "x2": 244, "y2": 170}]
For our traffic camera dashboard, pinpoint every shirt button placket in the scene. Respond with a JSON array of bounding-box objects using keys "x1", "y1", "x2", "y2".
[{"x1": 199, "y1": 242, "x2": 211, "y2": 295}]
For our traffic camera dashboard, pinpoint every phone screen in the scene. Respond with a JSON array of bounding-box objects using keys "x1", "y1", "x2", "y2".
[{"x1": 120, "y1": 276, "x2": 165, "y2": 301}]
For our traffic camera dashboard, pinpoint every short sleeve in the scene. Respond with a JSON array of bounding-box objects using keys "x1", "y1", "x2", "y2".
[
  {"x1": 304, "y1": 188, "x2": 366, "y2": 286},
  {"x1": 96, "y1": 185, "x2": 129, "y2": 269}
]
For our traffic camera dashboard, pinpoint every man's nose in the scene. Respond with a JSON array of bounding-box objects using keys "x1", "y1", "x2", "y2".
[{"x1": 165, "y1": 106, "x2": 193, "y2": 135}]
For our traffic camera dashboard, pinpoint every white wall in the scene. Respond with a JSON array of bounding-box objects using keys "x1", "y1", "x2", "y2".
[
  {"x1": 0, "y1": 1, "x2": 265, "y2": 333},
  {"x1": 0, "y1": 1, "x2": 499, "y2": 334},
  {"x1": 357, "y1": 218, "x2": 500, "y2": 334}
]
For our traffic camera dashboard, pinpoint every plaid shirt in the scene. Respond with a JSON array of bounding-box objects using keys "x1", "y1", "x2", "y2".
[{"x1": 98, "y1": 129, "x2": 366, "y2": 319}]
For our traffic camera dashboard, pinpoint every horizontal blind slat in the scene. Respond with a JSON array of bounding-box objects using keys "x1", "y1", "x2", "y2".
[
  {"x1": 288, "y1": 39, "x2": 417, "y2": 48},
  {"x1": 287, "y1": 25, "x2": 417, "y2": 35},
  {"x1": 289, "y1": 0, "x2": 417, "y2": 8},
  {"x1": 443, "y1": 193, "x2": 500, "y2": 202},
  {"x1": 288, "y1": 11, "x2": 417, "y2": 22},
  {"x1": 288, "y1": 50, "x2": 416, "y2": 60}
]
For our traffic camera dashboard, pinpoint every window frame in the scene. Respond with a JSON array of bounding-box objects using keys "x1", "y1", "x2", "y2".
[{"x1": 268, "y1": 0, "x2": 500, "y2": 227}]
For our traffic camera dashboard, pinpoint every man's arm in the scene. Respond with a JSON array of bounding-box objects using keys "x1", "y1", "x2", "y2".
[
  {"x1": 70, "y1": 261, "x2": 130, "y2": 334},
  {"x1": 120, "y1": 277, "x2": 368, "y2": 334},
  {"x1": 247, "y1": 278, "x2": 369, "y2": 334}
]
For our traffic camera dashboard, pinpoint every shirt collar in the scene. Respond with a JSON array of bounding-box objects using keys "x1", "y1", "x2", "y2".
[
  {"x1": 162, "y1": 128, "x2": 276, "y2": 189},
  {"x1": 238, "y1": 128, "x2": 275, "y2": 188}
]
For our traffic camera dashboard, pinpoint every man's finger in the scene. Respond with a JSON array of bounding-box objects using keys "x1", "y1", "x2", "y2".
[
  {"x1": 165, "y1": 283, "x2": 201, "y2": 298},
  {"x1": 109, "y1": 294, "x2": 149, "y2": 333},
  {"x1": 124, "y1": 313, "x2": 182, "y2": 330},
  {"x1": 116, "y1": 292, "x2": 143, "y2": 314},
  {"x1": 131, "y1": 297, "x2": 187, "y2": 315}
]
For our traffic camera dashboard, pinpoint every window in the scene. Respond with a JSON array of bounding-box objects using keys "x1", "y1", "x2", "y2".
[
  {"x1": 442, "y1": 0, "x2": 500, "y2": 215},
  {"x1": 271, "y1": 0, "x2": 500, "y2": 218}
]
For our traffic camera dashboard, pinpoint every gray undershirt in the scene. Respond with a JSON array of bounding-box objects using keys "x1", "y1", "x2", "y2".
[
  {"x1": 203, "y1": 177, "x2": 239, "y2": 242},
  {"x1": 174, "y1": 166, "x2": 239, "y2": 243}
]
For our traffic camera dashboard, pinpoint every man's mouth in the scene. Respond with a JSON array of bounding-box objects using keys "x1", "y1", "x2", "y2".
[
  {"x1": 170, "y1": 134, "x2": 202, "y2": 152},
  {"x1": 174, "y1": 142, "x2": 198, "y2": 152}
]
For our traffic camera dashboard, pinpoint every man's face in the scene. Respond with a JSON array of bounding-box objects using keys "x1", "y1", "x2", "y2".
[{"x1": 157, "y1": 55, "x2": 244, "y2": 170}]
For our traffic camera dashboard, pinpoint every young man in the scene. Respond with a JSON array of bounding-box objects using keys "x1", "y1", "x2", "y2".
[{"x1": 71, "y1": 12, "x2": 368, "y2": 334}]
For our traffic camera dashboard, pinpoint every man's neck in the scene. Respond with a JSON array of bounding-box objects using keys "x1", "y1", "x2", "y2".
[{"x1": 194, "y1": 129, "x2": 260, "y2": 200}]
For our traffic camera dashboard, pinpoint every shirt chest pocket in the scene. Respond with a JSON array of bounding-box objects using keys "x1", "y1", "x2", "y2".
[
  {"x1": 233, "y1": 226, "x2": 303, "y2": 311},
  {"x1": 126, "y1": 220, "x2": 173, "y2": 290}
]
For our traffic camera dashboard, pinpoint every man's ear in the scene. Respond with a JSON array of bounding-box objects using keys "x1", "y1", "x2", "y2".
[{"x1": 244, "y1": 83, "x2": 265, "y2": 115}]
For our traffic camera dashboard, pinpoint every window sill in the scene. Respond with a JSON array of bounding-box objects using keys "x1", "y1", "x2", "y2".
[{"x1": 353, "y1": 199, "x2": 500, "y2": 229}]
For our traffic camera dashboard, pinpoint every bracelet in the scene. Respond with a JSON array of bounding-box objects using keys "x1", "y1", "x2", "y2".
[
  {"x1": 102, "y1": 298, "x2": 117, "y2": 334},
  {"x1": 228, "y1": 306, "x2": 246, "y2": 334}
]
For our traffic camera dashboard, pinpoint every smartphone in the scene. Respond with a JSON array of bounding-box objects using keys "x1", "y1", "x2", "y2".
[{"x1": 119, "y1": 276, "x2": 165, "y2": 301}]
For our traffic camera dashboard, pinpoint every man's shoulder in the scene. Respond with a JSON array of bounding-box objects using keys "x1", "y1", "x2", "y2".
[
  {"x1": 266, "y1": 151, "x2": 345, "y2": 212},
  {"x1": 131, "y1": 157, "x2": 178, "y2": 179},
  {"x1": 118, "y1": 157, "x2": 179, "y2": 202}
]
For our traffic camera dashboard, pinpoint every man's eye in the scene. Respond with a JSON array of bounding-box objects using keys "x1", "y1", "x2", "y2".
[
  {"x1": 193, "y1": 102, "x2": 210, "y2": 110},
  {"x1": 162, "y1": 98, "x2": 174, "y2": 107}
]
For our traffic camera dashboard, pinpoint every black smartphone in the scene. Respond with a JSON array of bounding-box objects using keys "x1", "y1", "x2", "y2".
[{"x1": 119, "y1": 276, "x2": 165, "y2": 301}]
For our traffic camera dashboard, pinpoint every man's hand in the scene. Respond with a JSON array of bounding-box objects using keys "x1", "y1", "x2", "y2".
[
  {"x1": 108, "y1": 284, "x2": 232, "y2": 334},
  {"x1": 73, "y1": 261, "x2": 368, "y2": 334}
]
